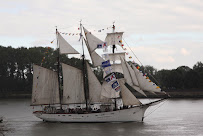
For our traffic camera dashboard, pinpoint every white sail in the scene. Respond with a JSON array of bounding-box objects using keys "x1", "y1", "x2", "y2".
[
  {"x1": 105, "y1": 32, "x2": 123, "y2": 46},
  {"x1": 83, "y1": 27, "x2": 105, "y2": 53},
  {"x1": 121, "y1": 58, "x2": 133, "y2": 86},
  {"x1": 103, "y1": 63, "x2": 123, "y2": 78},
  {"x1": 132, "y1": 65, "x2": 161, "y2": 93},
  {"x1": 119, "y1": 79, "x2": 141, "y2": 106},
  {"x1": 62, "y1": 63, "x2": 85, "y2": 104},
  {"x1": 111, "y1": 63, "x2": 123, "y2": 74},
  {"x1": 32, "y1": 65, "x2": 60, "y2": 105},
  {"x1": 58, "y1": 33, "x2": 79, "y2": 54},
  {"x1": 108, "y1": 52, "x2": 126, "y2": 62},
  {"x1": 101, "y1": 80, "x2": 120, "y2": 98},
  {"x1": 121, "y1": 58, "x2": 147, "y2": 96},
  {"x1": 86, "y1": 62, "x2": 106, "y2": 103},
  {"x1": 90, "y1": 51, "x2": 104, "y2": 66},
  {"x1": 126, "y1": 62, "x2": 139, "y2": 86}
]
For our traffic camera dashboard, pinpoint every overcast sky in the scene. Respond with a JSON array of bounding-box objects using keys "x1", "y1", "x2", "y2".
[{"x1": 0, "y1": 0, "x2": 202, "y2": 70}]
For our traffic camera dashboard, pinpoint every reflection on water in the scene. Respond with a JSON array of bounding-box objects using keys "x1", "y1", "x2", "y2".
[{"x1": 0, "y1": 99, "x2": 203, "y2": 136}]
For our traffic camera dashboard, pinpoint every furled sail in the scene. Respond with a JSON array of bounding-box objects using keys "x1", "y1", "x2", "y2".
[
  {"x1": 105, "y1": 32, "x2": 123, "y2": 46},
  {"x1": 32, "y1": 65, "x2": 60, "y2": 105},
  {"x1": 121, "y1": 58, "x2": 147, "y2": 96},
  {"x1": 57, "y1": 33, "x2": 79, "y2": 54},
  {"x1": 62, "y1": 63, "x2": 85, "y2": 104},
  {"x1": 119, "y1": 79, "x2": 141, "y2": 106},
  {"x1": 83, "y1": 27, "x2": 105, "y2": 53},
  {"x1": 132, "y1": 65, "x2": 161, "y2": 93}
]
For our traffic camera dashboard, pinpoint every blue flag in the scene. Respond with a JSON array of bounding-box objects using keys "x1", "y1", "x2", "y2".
[
  {"x1": 97, "y1": 44, "x2": 102, "y2": 48},
  {"x1": 111, "y1": 81, "x2": 119, "y2": 89},
  {"x1": 101, "y1": 60, "x2": 111, "y2": 68}
]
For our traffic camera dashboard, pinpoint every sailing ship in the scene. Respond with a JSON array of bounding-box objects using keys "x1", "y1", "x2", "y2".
[{"x1": 31, "y1": 23, "x2": 168, "y2": 122}]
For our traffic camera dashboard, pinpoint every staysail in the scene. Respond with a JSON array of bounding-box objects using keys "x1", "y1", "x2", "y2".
[
  {"x1": 90, "y1": 51, "x2": 104, "y2": 66},
  {"x1": 119, "y1": 79, "x2": 141, "y2": 106},
  {"x1": 86, "y1": 62, "x2": 103, "y2": 103},
  {"x1": 83, "y1": 27, "x2": 105, "y2": 53},
  {"x1": 57, "y1": 33, "x2": 79, "y2": 54},
  {"x1": 121, "y1": 58, "x2": 147, "y2": 96},
  {"x1": 83, "y1": 27, "x2": 104, "y2": 66},
  {"x1": 32, "y1": 65, "x2": 60, "y2": 105},
  {"x1": 132, "y1": 64, "x2": 161, "y2": 93},
  {"x1": 62, "y1": 63, "x2": 85, "y2": 104}
]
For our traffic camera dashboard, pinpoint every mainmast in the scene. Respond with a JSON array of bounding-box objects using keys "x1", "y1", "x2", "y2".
[
  {"x1": 80, "y1": 22, "x2": 88, "y2": 111},
  {"x1": 112, "y1": 21, "x2": 116, "y2": 53},
  {"x1": 56, "y1": 27, "x2": 63, "y2": 110}
]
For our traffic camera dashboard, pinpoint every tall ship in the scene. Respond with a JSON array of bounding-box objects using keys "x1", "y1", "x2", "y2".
[{"x1": 31, "y1": 22, "x2": 168, "y2": 122}]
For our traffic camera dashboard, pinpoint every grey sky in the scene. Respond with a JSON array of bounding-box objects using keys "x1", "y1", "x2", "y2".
[{"x1": 0, "y1": 0, "x2": 202, "y2": 69}]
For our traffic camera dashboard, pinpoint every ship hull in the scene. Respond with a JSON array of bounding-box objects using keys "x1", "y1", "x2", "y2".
[{"x1": 34, "y1": 105, "x2": 149, "y2": 122}]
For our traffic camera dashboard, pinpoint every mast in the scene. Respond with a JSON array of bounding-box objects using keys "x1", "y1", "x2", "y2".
[
  {"x1": 112, "y1": 22, "x2": 117, "y2": 111},
  {"x1": 56, "y1": 27, "x2": 63, "y2": 110},
  {"x1": 112, "y1": 22, "x2": 116, "y2": 53},
  {"x1": 80, "y1": 22, "x2": 88, "y2": 110}
]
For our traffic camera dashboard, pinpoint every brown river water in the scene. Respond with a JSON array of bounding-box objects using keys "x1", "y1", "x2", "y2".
[{"x1": 0, "y1": 98, "x2": 203, "y2": 136}]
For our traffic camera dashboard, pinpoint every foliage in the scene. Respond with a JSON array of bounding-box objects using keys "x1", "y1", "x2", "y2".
[{"x1": 0, "y1": 46, "x2": 202, "y2": 95}]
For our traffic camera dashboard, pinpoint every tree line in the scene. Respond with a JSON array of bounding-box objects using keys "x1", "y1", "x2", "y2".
[{"x1": 0, "y1": 46, "x2": 202, "y2": 96}]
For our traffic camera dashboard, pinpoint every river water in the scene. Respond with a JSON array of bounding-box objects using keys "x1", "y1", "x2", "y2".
[{"x1": 0, "y1": 99, "x2": 203, "y2": 136}]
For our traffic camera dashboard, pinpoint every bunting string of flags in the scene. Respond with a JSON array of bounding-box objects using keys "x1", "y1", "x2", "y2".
[
  {"x1": 59, "y1": 25, "x2": 113, "y2": 36},
  {"x1": 57, "y1": 26, "x2": 132, "y2": 58}
]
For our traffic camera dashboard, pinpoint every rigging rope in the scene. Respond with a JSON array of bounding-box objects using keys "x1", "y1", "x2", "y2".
[
  {"x1": 122, "y1": 38, "x2": 161, "y2": 86},
  {"x1": 144, "y1": 99, "x2": 167, "y2": 118}
]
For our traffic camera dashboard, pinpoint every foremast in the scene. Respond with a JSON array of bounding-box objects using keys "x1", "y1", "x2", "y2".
[
  {"x1": 112, "y1": 22, "x2": 117, "y2": 110},
  {"x1": 56, "y1": 27, "x2": 63, "y2": 110},
  {"x1": 80, "y1": 22, "x2": 89, "y2": 111}
]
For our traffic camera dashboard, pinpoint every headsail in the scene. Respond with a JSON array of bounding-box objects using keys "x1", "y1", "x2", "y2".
[
  {"x1": 32, "y1": 65, "x2": 60, "y2": 105},
  {"x1": 57, "y1": 33, "x2": 79, "y2": 54},
  {"x1": 105, "y1": 32, "x2": 124, "y2": 46},
  {"x1": 121, "y1": 58, "x2": 147, "y2": 96},
  {"x1": 121, "y1": 57, "x2": 133, "y2": 86},
  {"x1": 119, "y1": 79, "x2": 141, "y2": 106},
  {"x1": 62, "y1": 63, "x2": 85, "y2": 104},
  {"x1": 132, "y1": 64, "x2": 161, "y2": 93}
]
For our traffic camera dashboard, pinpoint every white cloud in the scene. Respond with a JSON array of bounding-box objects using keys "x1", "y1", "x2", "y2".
[{"x1": 180, "y1": 48, "x2": 190, "y2": 56}]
